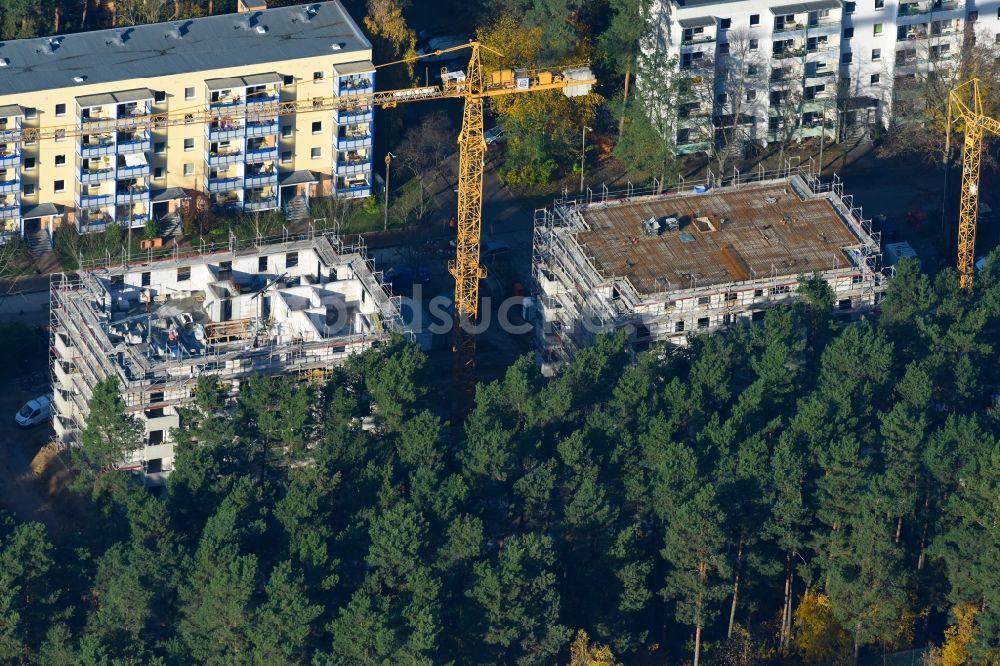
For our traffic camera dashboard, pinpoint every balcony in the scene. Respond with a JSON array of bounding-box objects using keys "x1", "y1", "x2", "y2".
[
  {"x1": 245, "y1": 146, "x2": 278, "y2": 162},
  {"x1": 209, "y1": 97, "x2": 244, "y2": 110},
  {"x1": 79, "y1": 140, "x2": 116, "y2": 158},
  {"x1": 244, "y1": 198, "x2": 278, "y2": 211},
  {"x1": 336, "y1": 133, "x2": 373, "y2": 150},
  {"x1": 116, "y1": 164, "x2": 150, "y2": 179},
  {"x1": 772, "y1": 48, "x2": 807, "y2": 60},
  {"x1": 774, "y1": 17, "x2": 839, "y2": 34},
  {"x1": 337, "y1": 108, "x2": 373, "y2": 124},
  {"x1": 0, "y1": 201, "x2": 19, "y2": 217},
  {"x1": 118, "y1": 213, "x2": 148, "y2": 228},
  {"x1": 80, "y1": 114, "x2": 114, "y2": 125},
  {"x1": 246, "y1": 93, "x2": 280, "y2": 105},
  {"x1": 78, "y1": 193, "x2": 114, "y2": 207},
  {"x1": 245, "y1": 120, "x2": 278, "y2": 138},
  {"x1": 116, "y1": 186, "x2": 150, "y2": 204},
  {"x1": 339, "y1": 77, "x2": 373, "y2": 94},
  {"x1": 208, "y1": 125, "x2": 244, "y2": 141},
  {"x1": 335, "y1": 160, "x2": 370, "y2": 176},
  {"x1": 0, "y1": 150, "x2": 20, "y2": 168},
  {"x1": 336, "y1": 181, "x2": 371, "y2": 197},
  {"x1": 681, "y1": 34, "x2": 715, "y2": 45},
  {"x1": 207, "y1": 150, "x2": 244, "y2": 166},
  {"x1": 117, "y1": 136, "x2": 150, "y2": 154},
  {"x1": 244, "y1": 172, "x2": 277, "y2": 187},
  {"x1": 79, "y1": 168, "x2": 115, "y2": 184},
  {"x1": 206, "y1": 177, "x2": 241, "y2": 192}
]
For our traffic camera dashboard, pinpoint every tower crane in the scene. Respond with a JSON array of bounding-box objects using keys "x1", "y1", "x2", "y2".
[
  {"x1": 6, "y1": 42, "x2": 595, "y2": 376},
  {"x1": 946, "y1": 78, "x2": 1000, "y2": 289}
]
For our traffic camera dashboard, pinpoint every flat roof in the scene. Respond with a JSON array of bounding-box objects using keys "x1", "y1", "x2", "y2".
[
  {"x1": 575, "y1": 181, "x2": 862, "y2": 295},
  {"x1": 0, "y1": 1, "x2": 371, "y2": 97},
  {"x1": 678, "y1": 16, "x2": 717, "y2": 27},
  {"x1": 771, "y1": 0, "x2": 841, "y2": 13},
  {"x1": 205, "y1": 72, "x2": 283, "y2": 90},
  {"x1": 76, "y1": 87, "x2": 155, "y2": 108}
]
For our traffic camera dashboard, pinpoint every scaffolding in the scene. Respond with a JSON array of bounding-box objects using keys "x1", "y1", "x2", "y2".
[
  {"x1": 49, "y1": 229, "x2": 404, "y2": 458},
  {"x1": 531, "y1": 160, "x2": 884, "y2": 371}
]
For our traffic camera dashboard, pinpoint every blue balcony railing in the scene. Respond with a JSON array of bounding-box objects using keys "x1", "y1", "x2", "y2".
[
  {"x1": 207, "y1": 126, "x2": 244, "y2": 141},
  {"x1": 245, "y1": 121, "x2": 278, "y2": 138},
  {"x1": 244, "y1": 198, "x2": 278, "y2": 211},
  {"x1": 79, "y1": 141, "x2": 116, "y2": 158},
  {"x1": 116, "y1": 164, "x2": 150, "y2": 179},
  {"x1": 207, "y1": 151, "x2": 244, "y2": 166},
  {"x1": 335, "y1": 161, "x2": 370, "y2": 176},
  {"x1": 247, "y1": 94, "x2": 280, "y2": 105},
  {"x1": 0, "y1": 203, "x2": 20, "y2": 217},
  {"x1": 244, "y1": 172, "x2": 278, "y2": 187},
  {"x1": 79, "y1": 193, "x2": 114, "y2": 207},
  {"x1": 209, "y1": 98, "x2": 243, "y2": 109},
  {"x1": 245, "y1": 147, "x2": 278, "y2": 162},
  {"x1": 336, "y1": 134, "x2": 373, "y2": 150},
  {"x1": 337, "y1": 108, "x2": 374, "y2": 124},
  {"x1": 116, "y1": 187, "x2": 150, "y2": 203},
  {"x1": 0, "y1": 178, "x2": 19, "y2": 194},
  {"x1": 0, "y1": 151, "x2": 20, "y2": 167},
  {"x1": 79, "y1": 168, "x2": 115, "y2": 184},
  {"x1": 117, "y1": 138, "x2": 150, "y2": 154},
  {"x1": 207, "y1": 177, "x2": 241, "y2": 192}
]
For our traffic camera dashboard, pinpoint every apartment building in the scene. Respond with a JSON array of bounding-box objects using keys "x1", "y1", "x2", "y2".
[
  {"x1": 531, "y1": 165, "x2": 883, "y2": 374},
  {"x1": 654, "y1": 0, "x2": 997, "y2": 154},
  {"x1": 50, "y1": 229, "x2": 403, "y2": 482},
  {"x1": 0, "y1": 1, "x2": 376, "y2": 242}
]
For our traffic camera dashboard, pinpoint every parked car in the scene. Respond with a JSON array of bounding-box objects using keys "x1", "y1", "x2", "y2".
[
  {"x1": 15, "y1": 394, "x2": 52, "y2": 428},
  {"x1": 484, "y1": 125, "x2": 506, "y2": 145}
]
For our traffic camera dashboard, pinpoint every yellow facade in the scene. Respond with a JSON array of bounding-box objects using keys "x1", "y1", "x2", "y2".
[{"x1": 0, "y1": 1, "x2": 375, "y2": 239}]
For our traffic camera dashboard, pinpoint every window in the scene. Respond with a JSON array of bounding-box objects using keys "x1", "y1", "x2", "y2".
[
  {"x1": 148, "y1": 430, "x2": 164, "y2": 446},
  {"x1": 24, "y1": 107, "x2": 37, "y2": 119},
  {"x1": 871, "y1": 73, "x2": 880, "y2": 84},
  {"x1": 141, "y1": 271, "x2": 151, "y2": 286},
  {"x1": 771, "y1": 285, "x2": 791, "y2": 295},
  {"x1": 841, "y1": 52, "x2": 853, "y2": 64},
  {"x1": 747, "y1": 64, "x2": 758, "y2": 76},
  {"x1": 844, "y1": 1, "x2": 855, "y2": 12},
  {"x1": 967, "y1": 10, "x2": 977, "y2": 20},
  {"x1": 286, "y1": 251, "x2": 299, "y2": 268},
  {"x1": 746, "y1": 90, "x2": 757, "y2": 101},
  {"x1": 177, "y1": 267, "x2": 190, "y2": 281},
  {"x1": 183, "y1": 138, "x2": 194, "y2": 151},
  {"x1": 716, "y1": 93, "x2": 728, "y2": 104},
  {"x1": 749, "y1": 38, "x2": 759, "y2": 50},
  {"x1": 843, "y1": 27, "x2": 854, "y2": 38},
  {"x1": 183, "y1": 163, "x2": 194, "y2": 176},
  {"x1": 873, "y1": 23, "x2": 882, "y2": 34},
  {"x1": 872, "y1": 48, "x2": 882, "y2": 60},
  {"x1": 750, "y1": 13, "x2": 760, "y2": 25},
  {"x1": 54, "y1": 179, "x2": 64, "y2": 192},
  {"x1": 312, "y1": 120, "x2": 322, "y2": 133},
  {"x1": 258, "y1": 256, "x2": 268, "y2": 272},
  {"x1": 184, "y1": 86, "x2": 195, "y2": 100},
  {"x1": 283, "y1": 74, "x2": 294, "y2": 86},
  {"x1": 54, "y1": 129, "x2": 65, "y2": 143},
  {"x1": 53, "y1": 154, "x2": 66, "y2": 167},
  {"x1": 154, "y1": 167, "x2": 165, "y2": 179},
  {"x1": 281, "y1": 150, "x2": 292, "y2": 163},
  {"x1": 753, "y1": 288, "x2": 764, "y2": 297},
  {"x1": 313, "y1": 71, "x2": 324, "y2": 82},
  {"x1": 55, "y1": 103, "x2": 66, "y2": 116},
  {"x1": 154, "y1": 90, "x2": 166, "y2": 103},
  {"x1": 996, "y1": 32, "x2": 1000, "y2": 44},
  {"x1": 24, "y1": 183, "x2": 35, "y2": 195},
  {"x1": 311, "y1": 147, "x2": 321, "y2": 159},
  {"x1": 146, "y1": 458, "x2": 163, "y2": 473},
  {"x1": 697, "y1": 317, "x2": 710, "y2": 329},
  {"x1": 675, "y1": 320, "x2": 685, "y2": 332},
  {"x1": 154, "y1": 141, "x2": 165, "y2": 154},
  {"x1": 838, "y1": 299, "x2": 852, "y2": 310},
  {"x1": 281, "y1": 125, "x2": 293, "y2": 138},
  {"x1": 719, "y1": 42, "x2": 730, "y2": 54},
  {"x1": 698, "y1": 295, "x2": 711, "y2": 306},
  {"x1": 23, "y1": 157, "x2": 35, "y2": 170},
  {"x1": 875, "y1": 0, "x2": 883, "y2": 8},
  {"x1": 720, "y1": 17, "x2": 731, "y2": 28}
]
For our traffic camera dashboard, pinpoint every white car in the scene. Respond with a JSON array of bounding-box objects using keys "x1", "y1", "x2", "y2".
[
  {"x1": 484, "y1": 125, "x2": 505, "y2": 145},
  {"x1": 16, "y1": 394, "x2": 52, "y2": 428}
]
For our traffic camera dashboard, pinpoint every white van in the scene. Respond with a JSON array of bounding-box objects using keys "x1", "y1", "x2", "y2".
[{"x1": 15, "y1": 394, "x2": 52, "y2": 428}]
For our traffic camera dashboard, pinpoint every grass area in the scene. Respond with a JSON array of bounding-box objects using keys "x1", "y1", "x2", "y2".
[{"x1": 312, "y1": 176, "x2": 442, "y2": 236}]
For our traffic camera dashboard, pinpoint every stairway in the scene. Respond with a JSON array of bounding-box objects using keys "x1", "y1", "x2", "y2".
[
  {"x1": 284, "y1": 195, "x2": 309, "y2": 222},
  {"x1": 160, "y1": 213, "x2": 183, "y2": 238},
  {"x1": 26, "y1": 227, "x2": 51, "y2": 257}
]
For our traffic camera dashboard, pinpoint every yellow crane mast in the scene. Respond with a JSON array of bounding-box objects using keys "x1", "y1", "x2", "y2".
[{"x1": 946, "y1": 78, "x2": 1000, "y2": 289}]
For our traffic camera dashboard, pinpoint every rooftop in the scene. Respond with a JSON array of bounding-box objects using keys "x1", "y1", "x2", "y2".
[
  {"x1": 574, "y1": 180, "x2": 865, "y2": 295},
  {"x1": 0, "y1": 1, "x2": 370, "y2": 97}
]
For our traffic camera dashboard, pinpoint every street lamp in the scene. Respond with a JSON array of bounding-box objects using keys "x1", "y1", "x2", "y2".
[
  {"x1": 383, "y1": 152, "x2": 395, "y2": 231},
  {"x1": 580, "y1": 126, "x2": 592, "y2": 193}
]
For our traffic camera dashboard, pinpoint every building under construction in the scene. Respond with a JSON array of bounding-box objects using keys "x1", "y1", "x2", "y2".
[
  {"x1": 532, "y1": 164, "x2": 883, "y2": 374},
  {"x1": 50, "y1": 227, "x2": 402, "y2": 482}
]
